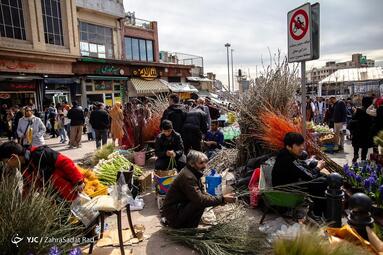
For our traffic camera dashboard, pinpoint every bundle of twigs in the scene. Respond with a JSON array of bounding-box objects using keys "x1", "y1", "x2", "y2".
[
  {"x1": 142, "y1": 95, "x2": 169, "y2": 141},
  {"x1": 253, "y1": 107, "x2": 343, "y2": 174},
  {"x1": 207, "y1": 148, "x2": 238, "y2": 174},
  {"x1": 229, "y1": 52, "x2": 300, "y2": 165},
  {"x1": 163, "y1": 205, "x2": 272, "y2": 255}
]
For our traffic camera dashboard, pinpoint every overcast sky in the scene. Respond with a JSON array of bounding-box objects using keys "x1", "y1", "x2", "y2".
[{"x1": 123, "y1": 0, "x2": 383, "y2": 85}]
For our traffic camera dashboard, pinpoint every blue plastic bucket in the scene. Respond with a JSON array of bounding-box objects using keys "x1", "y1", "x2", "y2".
[{"x1": 205, "y1": 169, "x2": 222, "y2": 196}]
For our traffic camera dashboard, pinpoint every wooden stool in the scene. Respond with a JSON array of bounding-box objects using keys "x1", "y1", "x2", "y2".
[{"x1": 88, "y1": 204, "x2": 137, "y2": 255}]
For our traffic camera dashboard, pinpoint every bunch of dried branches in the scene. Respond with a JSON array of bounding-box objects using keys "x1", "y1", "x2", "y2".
[
  {"x1": 163, "y1": 204, "x2": 272, "y2": 255},
  {"x1": 229, "y1": 52, "x2": 299, "y2": 165},
  {"x1": 207, "y1": 148, "x2": 238, "y2": 174}
]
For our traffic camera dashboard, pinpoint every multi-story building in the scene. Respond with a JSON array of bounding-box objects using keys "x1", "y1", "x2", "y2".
[
  {"x1": 306, "y1": 53, "x2": 375, "y2": 96},
  {"x1": 0, "y1": 0, "x2": 79, "y2": 110},
  {"x1": 0, "y1": 1, "x2": 196, "y2": 109},
  {"x1": 73, "y1": 0, "x2": 126, "y2": 106},
  {"x1": 74, "y1": 10, "x2": 194, "y2": 103},
  {"x1": 319, "y1": 67, "x2": 383, "y2": 97}
]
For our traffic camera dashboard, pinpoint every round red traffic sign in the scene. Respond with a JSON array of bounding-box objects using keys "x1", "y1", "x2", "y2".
[{"x1": 289, "y1": 9, "x2": 309, "y2": 41}]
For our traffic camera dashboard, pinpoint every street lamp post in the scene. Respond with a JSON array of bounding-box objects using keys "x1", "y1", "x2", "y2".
[
  {"x1": 231, "y1": 48, "x2": 234, "y2": 92},
  {"x1": 225, "y1": 43, "x2": 231, "y2": 92}
]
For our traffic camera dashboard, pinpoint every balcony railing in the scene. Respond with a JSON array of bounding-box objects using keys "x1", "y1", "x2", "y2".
[{"x1": 124, "y1": 16, "x2": 153, "y2": 30}]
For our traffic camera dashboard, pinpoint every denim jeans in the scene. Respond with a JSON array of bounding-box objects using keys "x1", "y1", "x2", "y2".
[
  {"x1": 95, "y1": 129, "x2": 108, "y2": 149},
  {"x1": 58, "y1": 128, "x2": 67, "y2": 142}
]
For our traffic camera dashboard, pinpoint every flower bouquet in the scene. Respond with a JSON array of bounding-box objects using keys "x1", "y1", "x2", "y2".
[{"x1": 343, "y1": 162, "x2": 383, "y2": 207}]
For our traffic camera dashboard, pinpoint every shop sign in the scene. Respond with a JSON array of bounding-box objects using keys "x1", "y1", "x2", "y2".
[
  {"x1": 0, "y1": 93, "x2": 10, "y2": 99},
  {"x1": 0, "y1": 60, "x2": 36, "y2": 70},
  {"x1": 94, "y1": 81, "x2": 113, "y2": 91},
  {"x1": 1, "y1": 83, "x2": 36, "y2": 91},
  {"x1": 133, "y1": 67, "x2": 157, "y2": 80},
  {"x1": 96, "y1": 65, "x2": 124, "y2": 75}
]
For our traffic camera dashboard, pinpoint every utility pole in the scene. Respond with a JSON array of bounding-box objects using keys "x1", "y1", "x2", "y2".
[
  {"x1": 225, "y1": 43, "x2": 231, "y2": 92},
  {"x1": 231, "y1": 48, "x2": 234, "y2": 92}
]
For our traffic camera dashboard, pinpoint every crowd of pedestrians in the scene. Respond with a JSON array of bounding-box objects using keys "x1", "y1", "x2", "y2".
[
  {"x1": 298, "y1": 95, "x2": 383, "y2": 162},
  {"x1": 155, "y1": 94, "x2": 225, "y2": 172}
]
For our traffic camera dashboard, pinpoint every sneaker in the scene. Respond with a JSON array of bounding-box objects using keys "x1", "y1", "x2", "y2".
[
  {"x1": 62, "y1": 140, "x2": 67, "y2": 144},
  {"x1": 68, "y1": 145, "x2": 74, "y2": 149},
  {"x1": 77, "y1": 144, "x2": 82, "y2": 148},
  {"x1": 160, "y1": 217, "x2": 168, "y2": 226}
]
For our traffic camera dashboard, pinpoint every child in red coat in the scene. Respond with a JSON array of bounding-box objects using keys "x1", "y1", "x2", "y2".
[{"x1": 0, "y1": 142, "x2": 84, "y2": 201}]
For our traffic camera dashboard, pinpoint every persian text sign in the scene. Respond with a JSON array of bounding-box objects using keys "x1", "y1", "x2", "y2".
[{"x1": 133, "y1": 67, "x2": 157, "y2": 80}]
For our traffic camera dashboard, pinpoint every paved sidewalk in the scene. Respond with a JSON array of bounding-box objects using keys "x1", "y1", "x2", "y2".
[{"x1": 44, "y1": 134, "x2": 112, "y2": 162}]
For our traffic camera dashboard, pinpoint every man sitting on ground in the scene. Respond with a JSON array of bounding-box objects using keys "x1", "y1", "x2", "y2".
[
  {"x1": 204, "y1": 120, "x2": 224, "y2": 159},
  {"x1": 162, "y1": 150, "x2": 236, "y2": 228},
  {"x1": 272, "y1": 132, "x2": 330, "y2": 217},
  {"x1": 155, "y1": 120, "x2": 186, "y2": 172},
  {"x1": 0, "y1": 141, "x2": 84, "y2": 201}
]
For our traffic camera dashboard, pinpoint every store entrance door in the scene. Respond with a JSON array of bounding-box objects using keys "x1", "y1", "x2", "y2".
[{"x1": 87, "y1": 94, "x2": 104, "y2": 107}]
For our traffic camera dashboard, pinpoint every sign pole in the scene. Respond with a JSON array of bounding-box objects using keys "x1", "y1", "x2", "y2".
[{"x1": 301, "y1": 61, "x2": 307, "y2": 139}]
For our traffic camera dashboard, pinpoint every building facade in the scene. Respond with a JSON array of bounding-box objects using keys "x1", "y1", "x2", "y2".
[
  {"x1": 0, "y1": 0, "x2": 195, "y2": 109},
  {"x1": 318, "y1": 67, "x2": 383, "y2": 97},
  {"x1": 0, "y1": 0, "x2": 79, "y2": 110},
  {"x1": 306, "y1": 53, "x2": 375, "y2": 96}
]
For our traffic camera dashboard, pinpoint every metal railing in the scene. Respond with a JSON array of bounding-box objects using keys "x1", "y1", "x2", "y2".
[{"x1": 124, "y1": 15, "x2": 152, "y2": 30}]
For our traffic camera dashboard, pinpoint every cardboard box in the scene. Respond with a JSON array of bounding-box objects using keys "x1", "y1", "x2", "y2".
[{"x1": 138, "y1": 171, "x2": 152, "y2": 192}]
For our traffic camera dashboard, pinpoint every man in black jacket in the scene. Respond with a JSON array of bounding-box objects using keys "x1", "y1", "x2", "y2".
[
  {"x1": 331, "y1": 97, "x2": 347, "y2": 150},
  {"x1": 155, "y1": 120, "x2": 185, "y2": 172},
  {"x1": 161, "y1": 94, "x2": 187, "y2": 134},
  {"x1": 272, "y1": 132, "x2": 329, "y2": 217},
  {"x1": 182, "y1": 107, "x2": 208, "y2": 153},
  {"x1": 67, "y1": 101, "x2": 84, "y2": 148},
  {"x1": 90, "y1": 102, "x2": 110, "y2": 149}
]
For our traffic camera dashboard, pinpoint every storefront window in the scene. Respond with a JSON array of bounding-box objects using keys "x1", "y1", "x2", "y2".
[
  {"x1": 41, "y1": 0, "x2": 64, "y2": 45},
  {"x1": 105, "y1": 93, "x2": 113, "y2": 106},
  {"x1": 114, "y1": 84, "x2": 120, "y2": 91},
  {"x1": 80, "y1": 22, "x2": 113, "y2": 58},
  {"x1": 0, "y1": 0, "x2": 26, "y2": 40},
  {"x1": 114, "y1": 92, "x2": 121, "y2": 104},
  {"x1": 125, "y1": 36, "x2": 154, "y2": 62}
]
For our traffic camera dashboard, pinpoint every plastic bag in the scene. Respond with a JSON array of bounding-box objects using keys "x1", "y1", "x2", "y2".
[
  {"x1": 248, "y1": 168, "x2": 261, "y2": 208},
  {"x1": 110, "y1": 173, "x2": 131, "y2": 210},
  {"x1": 130, "y1": 197, "x2": 145, "y2": 211},
  {"x1": 71, "y1": 193, "x2": 99, "y2": 227}
]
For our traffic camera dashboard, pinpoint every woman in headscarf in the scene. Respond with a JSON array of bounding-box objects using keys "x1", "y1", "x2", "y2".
[{"x1": 109, "y1": 102, "x2": 125, "y2": 146}]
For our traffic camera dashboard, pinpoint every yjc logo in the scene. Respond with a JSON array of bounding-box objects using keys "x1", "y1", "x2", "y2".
[{"x1": 11, "y1": 234, "x2": 24, "y2": 248}]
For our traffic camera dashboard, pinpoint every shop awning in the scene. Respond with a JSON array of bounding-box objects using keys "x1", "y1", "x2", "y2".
[
  {"x1": 85, "y1": 76, "x2": 129, "y2": 81},
  {"x1": 162, "y1": 81, "x2": 198, "y2": 93},
  {"x1": 130, "y1": 78, "x2": 169, "y2": 96},
  {"x1": 0, "y1": 75, "x2": 43, "y2": 81},
  {"x1": 187, "y1": 76, "x2": 212, "y2": 82},
  {"x1": 44, "y1": 77, "x2": 80, "y2": 84}
]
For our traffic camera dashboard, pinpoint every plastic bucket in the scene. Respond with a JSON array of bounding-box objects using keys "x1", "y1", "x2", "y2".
[
  {"x1": 205, "y1": 170, "x2": 222, "y2": 196},
  {"x1": 134, "y1": 151, "x2": 146, "y2": 166}
]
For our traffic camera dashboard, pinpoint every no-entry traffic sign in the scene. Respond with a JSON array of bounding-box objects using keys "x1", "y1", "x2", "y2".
[{"x1": 288, "y1": 3, "x2": 314, "y2": 62}]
